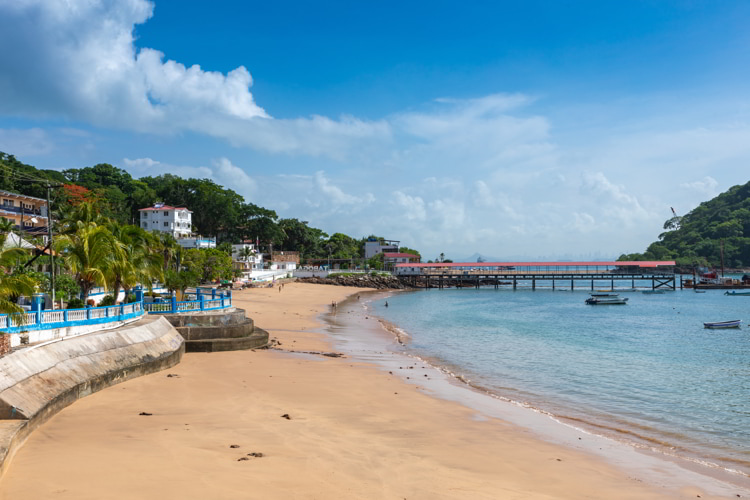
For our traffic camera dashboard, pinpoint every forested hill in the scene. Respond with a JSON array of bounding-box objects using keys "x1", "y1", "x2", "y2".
[
  {"x1": 0, "y1": 152, "x2": 406, "y2": 264},
  {"x1": 618, "y1": 181, "x2": 750, "y2": 268}
]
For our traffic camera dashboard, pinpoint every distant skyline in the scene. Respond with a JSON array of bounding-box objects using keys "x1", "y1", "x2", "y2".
[{"x1": 1, "y1": 0, "x2": 749, "y2": 261}]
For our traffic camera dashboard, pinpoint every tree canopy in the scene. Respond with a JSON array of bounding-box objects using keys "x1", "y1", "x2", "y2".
[{"x1": 619, "y1": 181, "x2": 750, "y2": 268}]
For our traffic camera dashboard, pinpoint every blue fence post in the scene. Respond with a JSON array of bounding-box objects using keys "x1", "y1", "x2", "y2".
[
  {"x1": 221, "y1": 293, "x2": 225, "y2": 308},
  {"x1": 120, "y1": 303, "x2": 125, "y2": 317},
  {"x1": 32, "y1": 293, "x2": 43, "y2": 325},
  {"x1": 63, "y1": 309, "x2": 68, "y2": 322},
  {"x1": 211, "y1": 288, "x2": 216, "y2": 300},
  {"x1": 135, "y1": 286, "x2": 144, "y2": 303},
  {"x1": 171, "y1": 293, "x2": 177, "y2": 313},
  {"x1": 200, "y1": 294, "x2": 205, "y2": 311},
  {"x1": 196, "y1": 288, "x2": 202, "y2": 302},
  {"x1": 86, "y1": 304, "x2": 91, "y2": 320}
]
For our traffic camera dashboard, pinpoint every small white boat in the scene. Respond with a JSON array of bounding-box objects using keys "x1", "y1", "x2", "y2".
[
  {"x1": 703, "y1": 320, "x2": 742, "y2": 329},
  {"x1": 585, "y1": 294, "x2": 628, "y2": 305}
]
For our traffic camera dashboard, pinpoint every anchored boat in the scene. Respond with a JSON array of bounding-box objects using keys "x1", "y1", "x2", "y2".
[
  {"x1": 724, "y1": 291, "x2": 750, "y2": 296},
  {"x1": 703, "y1": 320, "x2": 742, "y2": 329},
  {"x1": 585, "y1": 294, "x2": 628, "y2": 305}
]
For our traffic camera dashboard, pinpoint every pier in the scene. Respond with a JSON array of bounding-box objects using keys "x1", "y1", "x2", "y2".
[{"x1": 394, "y1": 261, "x2": 677, "y2": 290}]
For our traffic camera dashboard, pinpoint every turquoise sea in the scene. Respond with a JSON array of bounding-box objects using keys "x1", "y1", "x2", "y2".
[{"x1": 372, "y1": 282, "x2": 750, "y2": 476}]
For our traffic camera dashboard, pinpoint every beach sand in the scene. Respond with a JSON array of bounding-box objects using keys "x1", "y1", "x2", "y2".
[{"x1": 0, "y1": 282, "x2": 737, "y2": 499}]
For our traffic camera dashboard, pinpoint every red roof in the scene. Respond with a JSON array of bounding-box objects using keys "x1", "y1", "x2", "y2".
[
  {"x1": 138, "y1": 205, "x2": 191, "y2": 212},
  {"x1": 395, "y1": 261, "x2": 675, "y2": 268}
]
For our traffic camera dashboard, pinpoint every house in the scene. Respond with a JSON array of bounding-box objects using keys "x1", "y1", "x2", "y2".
[
  {"x1": 364, "y1": 237, "x2": 400, "y2": 259},
  {"x1": 383, "y1": 252, "x2": 421, "y2": 270},
  {"x1": 0, "y1": 190, "x2": 49, "y2": 239},
  {"x1": 232, "y1": 242, "x2": 264, "y2": 275},
  {"x1": 139, "y1": 203, "x2": 192, "y2": 239},
  {"x1": 269, "y1": 251, "x2": 299, "y2": 271}
]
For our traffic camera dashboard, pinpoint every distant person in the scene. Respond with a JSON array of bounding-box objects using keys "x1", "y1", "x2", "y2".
[{"x1": 385, "y1": 301, "x2": 388, "y2": 307}]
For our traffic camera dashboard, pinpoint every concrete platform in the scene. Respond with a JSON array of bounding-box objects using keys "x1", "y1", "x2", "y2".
[{"x1": 159, "y1": 308, "x2": 269, "y2": 352}]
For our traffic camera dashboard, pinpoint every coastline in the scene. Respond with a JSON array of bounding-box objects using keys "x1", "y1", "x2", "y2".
[
  {"x1": 0, "y1": 282, "x2": 745, "y2": 499},
  {"x1": 338, "y1": 290, "x2": 750, "y2": 496}
]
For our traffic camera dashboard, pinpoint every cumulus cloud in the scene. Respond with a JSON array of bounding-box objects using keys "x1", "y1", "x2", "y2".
[
  {"x1": 680, "y1": 176, "x2": 719, "y2": 197},
  {"x1": 0, "y1": 128, "x2": 54, "y2": 156},
  {"x1": 0, "y1": 0, "x2": 388, "y2": 159},
  {"x1": 122, "y1": 156, "x2": 257, "y2": 199}
]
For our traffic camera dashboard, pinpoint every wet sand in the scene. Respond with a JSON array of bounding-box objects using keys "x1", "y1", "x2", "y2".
[{"x1": 0, "y1": 282, "x2": 742, "y2": 499}]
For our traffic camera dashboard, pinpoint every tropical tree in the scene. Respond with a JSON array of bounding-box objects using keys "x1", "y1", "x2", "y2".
[
  {"x1": 0, "y1": 238, "x2": 36, "y2": 315},
  {"x1": 106, "y1": 223, "x2": 162, "y2": 301},
  {"x1": 54, "y1": 222, "x2": 117, "y2": 301}
]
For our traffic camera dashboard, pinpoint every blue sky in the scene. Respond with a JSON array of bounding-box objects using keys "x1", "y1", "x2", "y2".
[{"x1": 1, "y1": 0, "x2": 749, "y2": 261}]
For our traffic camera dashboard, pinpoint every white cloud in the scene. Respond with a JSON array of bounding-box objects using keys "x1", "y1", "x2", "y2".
[
  {"x1": 680, "y1": 176, "x2": 719, "y2": 197},
  {"x1": 0, "y1": 128, "x2": 53, "y2": 156},
  {"x1": 0, "y1": 0, "x2": 388, "y2": 160}
]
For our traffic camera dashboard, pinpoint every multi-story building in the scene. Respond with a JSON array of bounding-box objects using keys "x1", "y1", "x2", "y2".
[
  {"x1": 0, "y1": 190, "x2": 48, "y2": 228},
  {"x1": 178, "y1": 237, "x2": 216, "y2": 249},
  {"x1": 232, "y1": 242, "x2": 264, "y2": 275},
  {"x1": 364, "y1": 237, "x2": 400, "y2": 259},
  {"x1": 139, "y1": 203, "x2": 192, "y2": 239}
]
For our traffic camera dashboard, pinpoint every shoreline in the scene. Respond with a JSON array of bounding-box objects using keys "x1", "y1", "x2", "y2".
[
  {"x1": 324, "y1": 288, "x2": 750, "y2": 495},
  {"x1": 0, "y1": 282, "x2": 746, "y2": 499}
]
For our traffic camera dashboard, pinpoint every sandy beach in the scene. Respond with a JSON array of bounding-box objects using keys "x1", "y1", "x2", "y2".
[{"x1": 0, "y1": 282, "x2": 741, "y2": 499}]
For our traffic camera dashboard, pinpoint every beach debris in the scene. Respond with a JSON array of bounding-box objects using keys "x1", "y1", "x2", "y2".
[
  {"x1": 280, "y1": 413, "x2": 291, "y2": 420},
  {"x1": 237, "y1": 457, "x2": 250, "y2": 461},
  {"x1": 322, "y1": 352, "x2": 343, "y2": 357},
  {"x1": 247, "y1": 452, "x2": 264, "y2": 458},
  {"x1": 166, "y1": 373, "x2": 179, "y2": 378},
  {"x1": 230, "y1": 444, "x2": 240, "y2": 448},
  {"x1": 139, "y1": 412, "x2": 153, "y2": 416}
]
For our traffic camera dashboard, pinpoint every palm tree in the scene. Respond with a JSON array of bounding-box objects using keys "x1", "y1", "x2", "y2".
[
  {"x1": 108, "y1": 224, "x2": 163, "y2": 300},
  {"x1": 0, "y1": 244, "x2": 36, "y2": 316},
  {"x1": 54, "y1": 222, "x2": 117, "y2": 302}
]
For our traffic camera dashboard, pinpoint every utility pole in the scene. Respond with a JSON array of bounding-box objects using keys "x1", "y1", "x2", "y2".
[{"x1": 46, "y1": 184, "x2": 55, "y2": 307}]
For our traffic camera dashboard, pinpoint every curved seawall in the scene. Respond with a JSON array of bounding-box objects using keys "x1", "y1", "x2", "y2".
[{"x1": 0, "y1": 315, "x2": 185, "y2": 479}]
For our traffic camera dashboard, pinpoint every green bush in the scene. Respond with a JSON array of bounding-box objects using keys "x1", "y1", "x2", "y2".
[
  {"x1": 99, "y1": 295, "x2": 116, "y2": 307},
  {"x1": 66, "y1": 298, "x2": 85, "y2": 309},
  {"x1": 124, "y1": 293, "x2": 137, "y2": 304}
]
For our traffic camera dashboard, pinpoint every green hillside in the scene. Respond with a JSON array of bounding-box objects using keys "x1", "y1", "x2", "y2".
[{"x1": 619, "y1": 181, "x2": 750, "y2": 268}]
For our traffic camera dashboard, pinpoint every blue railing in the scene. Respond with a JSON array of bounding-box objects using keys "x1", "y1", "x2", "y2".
[
  {"x1": 144, "y1": 288, "x2": 232, "y2": 315},
  {"x1": 0, "y1": 301, "x2": 144, "y2": 334}
]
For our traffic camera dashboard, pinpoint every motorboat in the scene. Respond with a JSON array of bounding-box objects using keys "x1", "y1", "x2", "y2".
[{"x1": 585, "y1": 294, "x2": 628, "y2": 305}]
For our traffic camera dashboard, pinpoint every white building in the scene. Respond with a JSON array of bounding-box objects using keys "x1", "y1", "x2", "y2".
[
  {"x1": 364, "y1": 238, "x2": 400, "y2": 259},
  {"x1": 178, "y1": 237, "x2": 216, "y2": 249},
  {"x1": 232, "y1": 243, "x2": 264, "y2": 275},
  {"x1": 139, "y1": 203, "x2": 192, "y2": 238}
]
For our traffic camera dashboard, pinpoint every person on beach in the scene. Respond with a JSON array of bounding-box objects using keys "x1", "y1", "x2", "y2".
[{"x1": 385, "y1": 301, "x2": 388, "y2": 307}]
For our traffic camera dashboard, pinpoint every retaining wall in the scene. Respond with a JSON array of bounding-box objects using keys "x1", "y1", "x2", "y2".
[{"x1": 0, "y1": 316, "x2": 184, "y2": 479}]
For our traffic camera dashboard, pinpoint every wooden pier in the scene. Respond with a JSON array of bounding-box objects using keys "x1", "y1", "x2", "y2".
[{"x1": 394, "y1": 261, "x2": 677, "y2": 291}]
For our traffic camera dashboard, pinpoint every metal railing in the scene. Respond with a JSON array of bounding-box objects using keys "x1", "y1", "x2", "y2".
[
  {"x1": 144, "y1": 289, "x2": 232, "y2": 315},
  {"x1": 0, "y1": 301, "x2": 144, "y2": 334}
]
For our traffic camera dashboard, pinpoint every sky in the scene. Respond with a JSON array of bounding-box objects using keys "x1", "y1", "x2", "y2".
[{"x1": 1, "y1": 0, "x2": 749, "y2": 261}]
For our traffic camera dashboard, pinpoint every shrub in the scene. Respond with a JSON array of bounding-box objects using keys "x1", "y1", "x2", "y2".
[
  {"x1": 67, "y1": 298, "x2": 85, "y2": 309},
  {"x1": 98, "y1": 295, "x2": 116, "y2": 307},
  {"x1": 124, "y1": 293, "x2": 137, "y2": 304}
]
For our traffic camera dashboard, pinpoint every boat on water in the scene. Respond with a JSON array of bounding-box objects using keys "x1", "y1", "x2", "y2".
[
  {"x1": 724, "y1": 291, "x2": 750, "y2": 296},
  {"x1": 585, "y1": 294, "x2": 628, "y2": 305},
  {"x1": 642, "y1": 290, "x2": 665, "y2": 295},
  {"x1": 703, "y1": 320, "x2": 742, "y2": 329}
]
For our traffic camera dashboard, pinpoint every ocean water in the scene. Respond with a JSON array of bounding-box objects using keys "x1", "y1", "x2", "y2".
[{"x1": 372, "y1": 284, "x2": 750, "y2": 476}]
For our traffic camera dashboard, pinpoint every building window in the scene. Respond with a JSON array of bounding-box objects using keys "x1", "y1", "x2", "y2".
[
  {"x1": 142, "y1": 223, "x2": 147, "y2": 228},
  {"x1": 142, "y1": 213, "x2": 147, "y2": 218},
  {"x1": 3, "y1": 199, "x2": 13, "y2": 207},
  {"x1": 163, "y1": 222, "x2": 169, "y2": 227},
  {"x1": 164, "y1": 211, "x2": 169, "y2": 216}
]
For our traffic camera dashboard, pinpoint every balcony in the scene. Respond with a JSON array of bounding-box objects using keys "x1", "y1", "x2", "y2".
[{"x1": 0, "y1": 205, "x2": 46, "y2": 217}]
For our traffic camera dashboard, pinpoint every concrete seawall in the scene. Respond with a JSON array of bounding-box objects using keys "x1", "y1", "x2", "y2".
[{"x1": 0, "y1": 315, "x2": 184, "y2": 479}]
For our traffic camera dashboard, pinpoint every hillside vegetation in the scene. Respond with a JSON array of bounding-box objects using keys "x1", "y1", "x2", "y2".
[
  {"x1": 0, "y1": 152, "x2": 420, "y2": 267},
  {"x1": 619, "y1": 181, "x2": 750, "y2": 268}
]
